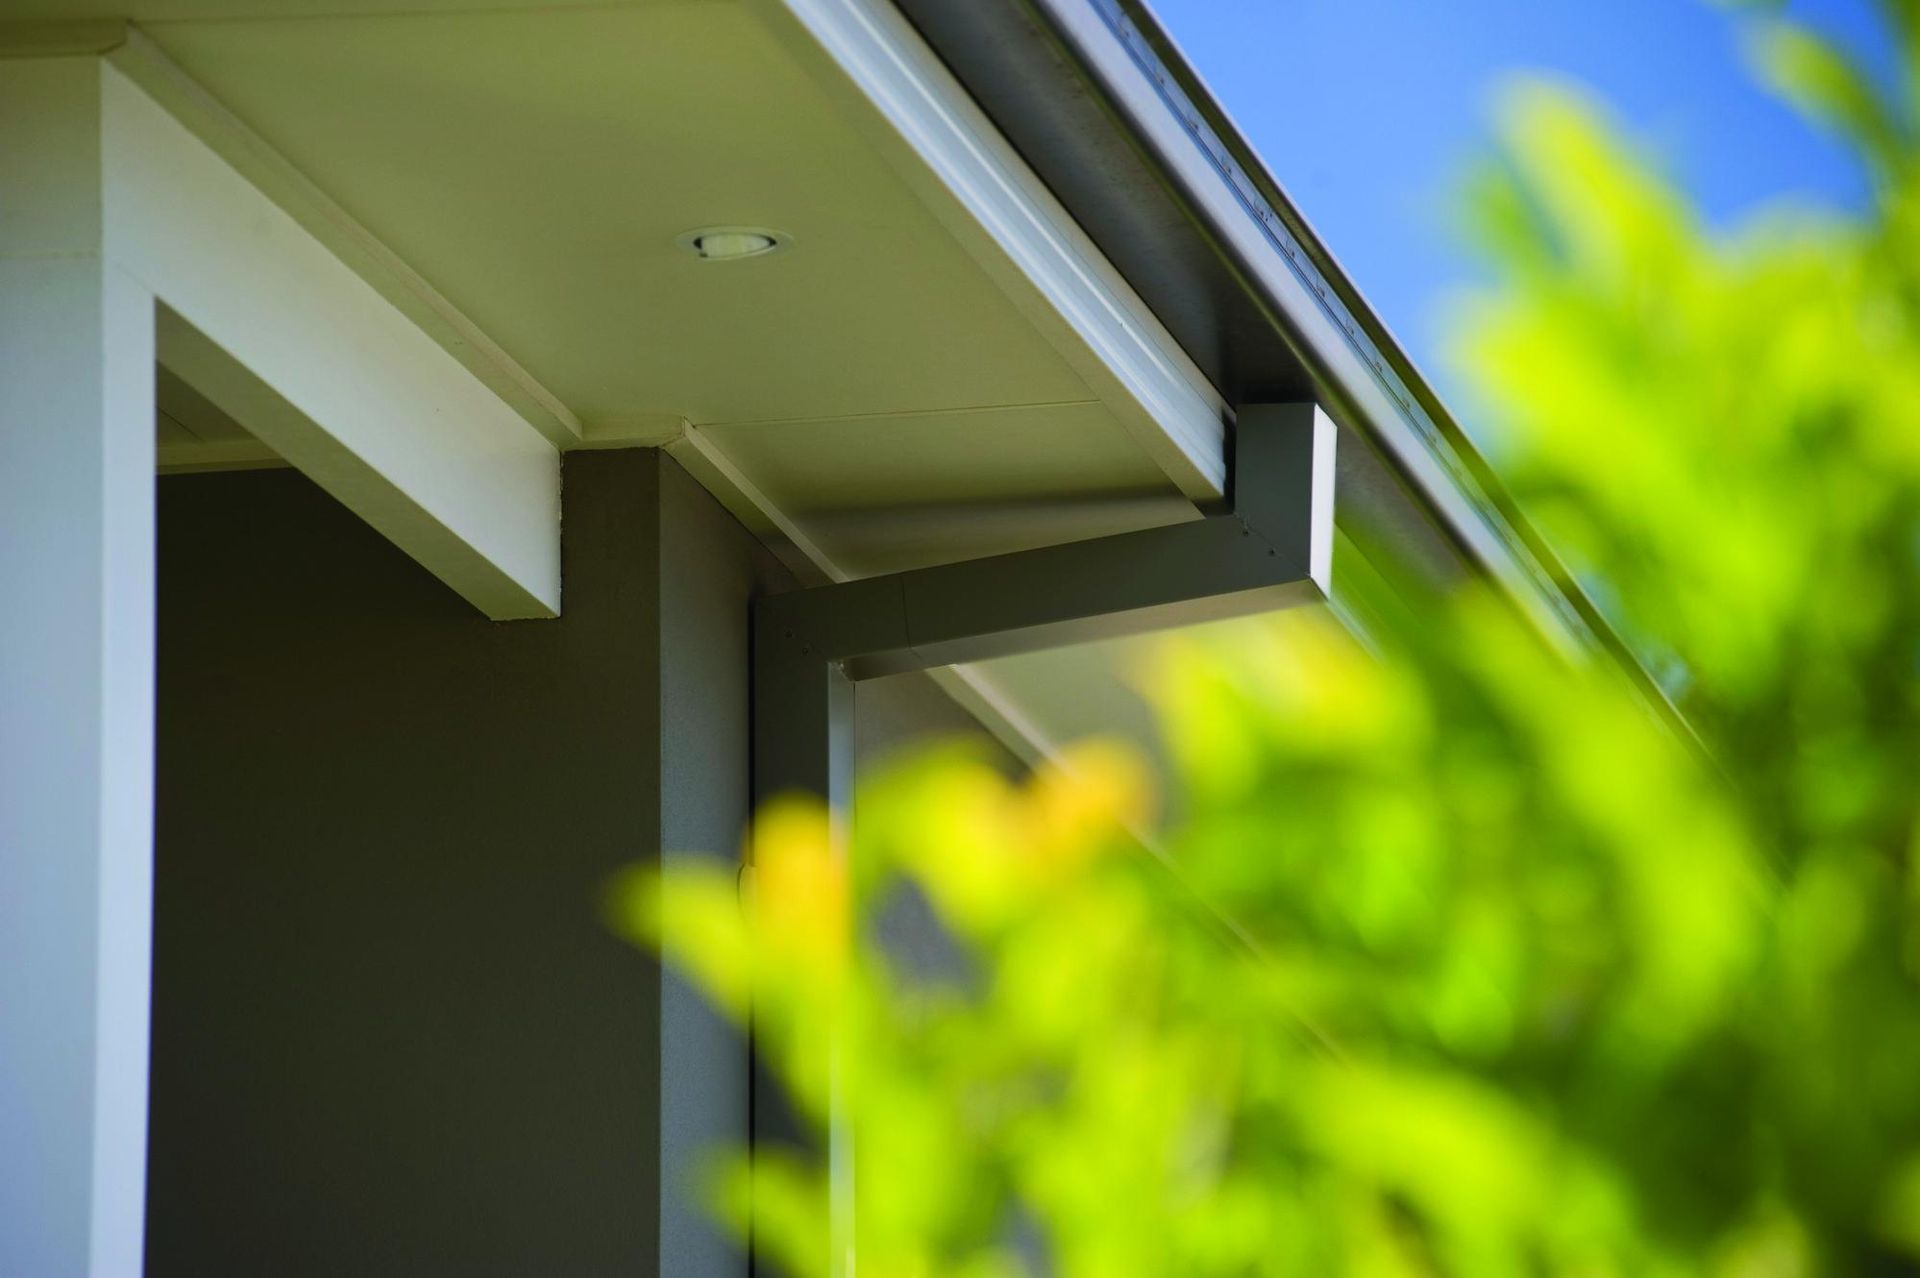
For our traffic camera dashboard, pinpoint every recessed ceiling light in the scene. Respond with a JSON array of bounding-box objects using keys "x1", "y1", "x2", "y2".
[{"x1": 678, "y1": 226, "x2": 787, "y2": 261}]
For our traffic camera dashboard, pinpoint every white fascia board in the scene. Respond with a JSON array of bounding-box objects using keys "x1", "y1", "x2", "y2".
[
  {"x1": 751, "y1": 0, "x2": 1230, "y2": 501},
  {"x1": 100, "y1": 60, "x2": 561, "y2": 620},
  {"x1": 668, "y1": 423, "x2": 842, "y2": 584}
]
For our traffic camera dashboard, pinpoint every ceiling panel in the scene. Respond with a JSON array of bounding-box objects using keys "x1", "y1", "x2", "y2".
[
  {"x1": 703, "y1": 401, "x2": 1166, "y2": 509},
  {"x1": 77, "y1": 0, "x2": 1206, "y2": 576},
  {"x1": 702, "y1": 400, "x2": 1193, "y2": 570},
  {"x1": 142, "y1": 2, "x2": 1100, "y2": 425}
]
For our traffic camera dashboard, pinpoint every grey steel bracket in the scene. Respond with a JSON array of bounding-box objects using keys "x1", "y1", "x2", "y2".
[
  {"x1": 751, "y1": 402, "x2": 1336, "y2": 815},
  {"x1": 743, "y1": 403, "x2": 1333, "y2": 1260}
]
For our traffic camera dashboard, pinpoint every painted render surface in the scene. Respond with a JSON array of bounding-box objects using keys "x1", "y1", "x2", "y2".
[
  {"x1": 149, "y1": 451, "x2": 765, "y2": 1275},
  {"x1": 146, "y1": 448, "x2": 991, "y2": 1275}
]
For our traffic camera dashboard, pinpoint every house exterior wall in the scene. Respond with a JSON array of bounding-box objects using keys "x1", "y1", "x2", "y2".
[{"x1": 149, "y1": 451, "x2": 773, "y2": 1276}]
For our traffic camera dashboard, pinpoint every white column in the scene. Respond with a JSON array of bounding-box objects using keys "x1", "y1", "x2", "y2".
[{"x1": 0, "y1": 55, "x2": 157, "y2": 1278}]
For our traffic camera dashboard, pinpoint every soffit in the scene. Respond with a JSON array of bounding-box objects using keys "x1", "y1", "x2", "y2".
[
  {"x1": 91, "y1": 0, "x2": 1193, "y2": 551},
  {"x1": 140, "y1": 2, "x2": 1095, "y2": 424}
]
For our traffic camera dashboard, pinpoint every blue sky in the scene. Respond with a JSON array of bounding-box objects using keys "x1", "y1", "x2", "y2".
[{"x1": 1148, "y1": 0, "x2": 1886, "y2": 398}]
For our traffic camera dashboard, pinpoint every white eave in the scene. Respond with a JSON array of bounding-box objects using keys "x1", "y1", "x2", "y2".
[{"x1": 2, "y1": 0, "x2": 1664, "y2": 741}]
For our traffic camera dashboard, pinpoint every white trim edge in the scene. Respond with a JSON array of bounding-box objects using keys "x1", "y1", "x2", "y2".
[
  {"x1": 104, "y1": 62, "x2": 561, "y2": 619},
  {"x1": 754, "y1": 0, "x2": 1230, "y2": 500}
]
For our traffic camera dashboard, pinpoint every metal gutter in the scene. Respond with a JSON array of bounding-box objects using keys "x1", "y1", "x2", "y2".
[
  {"x1": 1068, "y1": 2, "x2": 1569, "y2": 613},
  {"x1": 888, "y1": 0, "x2": 1679, "y2": 719}
]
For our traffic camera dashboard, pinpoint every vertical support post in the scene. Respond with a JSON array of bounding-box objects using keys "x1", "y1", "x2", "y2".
[
  {"x1": 751, "y1": 631, "x2": 855, "y2": 816},
  {"x1": 654, "y1": 454, "x2": 766, "y2": 1278},
  {"x1": 748, "y1": 622, "x2": 855, "y2": 1276},
  {"x1": 0, "y1": 56, "x2": 157, "y2": 1278},
  {"x1": 742, "y1": 403, "x2": 1331, "y2": 1276}
]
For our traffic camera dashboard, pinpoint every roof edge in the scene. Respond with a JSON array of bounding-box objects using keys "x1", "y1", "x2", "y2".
[{"x1": 895, "y1": 0, "x2": 1682, "y2": 730}]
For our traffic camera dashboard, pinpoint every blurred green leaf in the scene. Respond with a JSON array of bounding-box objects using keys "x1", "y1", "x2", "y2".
[{"x1": 618, "y1": 7, "x2": 1920, "y2": 1275}]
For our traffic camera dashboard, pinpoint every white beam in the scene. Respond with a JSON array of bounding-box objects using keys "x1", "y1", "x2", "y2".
[
  {"x1": 107, "y1": 27, "x2": 583, "y2": 452},
  {"x1": 0, "y1": 56, "x2": 156, "y2": 1278},
  {"x1": 100, "y1": 59, "x2": 560, "y2": 620},
  {"x1": 750, "y1": 0, "x2": 1230, "y2": 501}
]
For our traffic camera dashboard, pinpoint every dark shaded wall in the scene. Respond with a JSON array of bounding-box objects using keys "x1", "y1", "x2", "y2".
[{"x1": 149, "y1": 451, "x2": 774, "y2": 1276}]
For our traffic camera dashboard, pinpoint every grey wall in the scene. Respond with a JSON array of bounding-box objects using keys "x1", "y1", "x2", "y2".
[{"x1": 150, "y1": 451, "x2": 776, "y2": 1276}]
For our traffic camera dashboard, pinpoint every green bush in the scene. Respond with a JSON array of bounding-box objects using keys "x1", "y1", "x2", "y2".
[{"x1": 616, "y1": 7, "x2": 1920, "y2": 1273}]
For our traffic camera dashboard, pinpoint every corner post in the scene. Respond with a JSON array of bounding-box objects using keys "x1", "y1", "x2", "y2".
[
  {"x1": 0, "y1": 54, "x2": 157, "y2": 1278},
  {"x1": 748, "y1": 614, "x2": 857, "y2": 1275}
]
